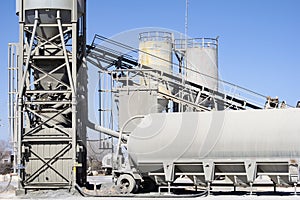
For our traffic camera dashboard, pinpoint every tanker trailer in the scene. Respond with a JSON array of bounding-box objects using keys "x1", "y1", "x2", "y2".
[{"x1": 114, "y1": 108, "x2": 300, "y2": 193}]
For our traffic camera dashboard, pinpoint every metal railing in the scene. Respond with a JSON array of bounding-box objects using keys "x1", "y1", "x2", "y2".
[
  {"x1": 87, "y1": 34, "x2": 292, "y2": 112},
  {"x1": 139, "y1": 31, "x2": 173, "y2": 42},
  {"x1": 174, "y1": 38, "x2": 218, "y2": 49},
  {"x1": 110, "y1": 67, "x2": 265, "y2": 110}
]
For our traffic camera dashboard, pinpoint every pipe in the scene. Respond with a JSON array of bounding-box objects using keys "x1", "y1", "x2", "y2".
[
  {"x1": 116, "y1": 115, "x2": 145, "y2": 158},
  {"x1": 87, "y1": 121, "x2": 128, "y2": 141}
]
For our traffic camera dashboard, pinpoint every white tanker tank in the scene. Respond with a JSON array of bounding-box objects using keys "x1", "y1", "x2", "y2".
[{"x1": 124, "y1": 108, "x2": 300, "y2": 191}]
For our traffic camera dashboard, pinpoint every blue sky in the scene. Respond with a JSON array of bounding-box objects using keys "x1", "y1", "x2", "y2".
[{"x1": 0, "y1": 0, "x2": 300, "y2": 140}]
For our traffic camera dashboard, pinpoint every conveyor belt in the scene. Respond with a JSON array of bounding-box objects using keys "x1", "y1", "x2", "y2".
[{"x1": 86, "y1": 34, "x2": 264, "y2": 111}]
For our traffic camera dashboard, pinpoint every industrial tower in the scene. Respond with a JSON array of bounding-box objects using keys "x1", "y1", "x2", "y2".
[{"x1": 12, "y1": 0, "x2": 87, "y2": 192}]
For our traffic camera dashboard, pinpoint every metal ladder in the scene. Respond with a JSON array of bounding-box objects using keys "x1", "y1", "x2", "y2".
[{"x1": 8, "y1": 43, "x2": 18, "y2": 174}]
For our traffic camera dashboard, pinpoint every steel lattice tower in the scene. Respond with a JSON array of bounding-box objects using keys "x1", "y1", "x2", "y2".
[{"x1": 14, "y1": 0, "x2": 87, "y2": 192}]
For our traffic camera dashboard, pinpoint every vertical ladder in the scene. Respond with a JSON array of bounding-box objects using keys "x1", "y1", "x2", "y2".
[{"x1": 8, "y1": 43, "x2": 18, "y2": 174}]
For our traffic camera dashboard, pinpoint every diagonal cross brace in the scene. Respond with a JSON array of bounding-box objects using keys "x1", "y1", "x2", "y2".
[
  {"x1": 24, "y1": 106, "x2": 71, "y2": 137},
  {"x1": 30, "y1": 64, "x2": 70, "y2": 89},
  {"x1": 25, "y1": 143, "x2": 72, "y2": 184},
  {"x1": 26, "y1": 107, "x2": 71, "y2": 137},
  {"x1": 30, "y1": 63, "x2": 67, "y2": 87}
]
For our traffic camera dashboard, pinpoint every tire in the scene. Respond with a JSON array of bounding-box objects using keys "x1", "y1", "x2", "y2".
[
  {"x1": 104, "y1": 168, "x2": 112, "y2": 175},
  {"x1": 140, "y1": 177, "x2": 157, "y2": 193},
  {"x1": 116, "y1": 174, "x2": 138, "y2": 194}
]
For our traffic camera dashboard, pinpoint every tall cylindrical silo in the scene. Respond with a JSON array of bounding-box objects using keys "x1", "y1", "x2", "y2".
[
  {"x1": 118, "y1": 31, "x2": 174, "y2": 133},
  {"x1": 138, "y1": 31, "x2": 173, "y2": 74},
  {"x1": 138, "y1": 31, "x2": 174, "y2": 113},
  {"x1": 185, "y1": 38, "x2": 218, "y2": 91}
]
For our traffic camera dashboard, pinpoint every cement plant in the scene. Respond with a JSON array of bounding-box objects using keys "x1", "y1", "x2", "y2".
[{"x1": 2, "y1": 0, "x2": 300, "y2": 199}]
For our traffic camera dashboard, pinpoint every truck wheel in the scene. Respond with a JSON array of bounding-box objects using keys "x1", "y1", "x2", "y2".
[
  {"x1": 104, "y1": 168, "x2": 112, "y2": 175},
  {"x1": 140, "y1": 177, "x2": 157, "y2": 193},
  {"x1": 116, "y1": 174, "x2": 138, "y2": 194}
]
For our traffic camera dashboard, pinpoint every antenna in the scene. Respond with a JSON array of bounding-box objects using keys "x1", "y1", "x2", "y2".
[
  {"x1": 181, "y1": 0, "x2": 189, "y2": 112},
  {"x1": 185, "y1": 0, "x2": 189, "y2": 47}
]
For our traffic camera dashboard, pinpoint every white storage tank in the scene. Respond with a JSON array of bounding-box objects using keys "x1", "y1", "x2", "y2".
[
  {"x1": 137, "y1": 31, "x2": 174, "y2": 114},
  {"x1": 176, "y1": 38, "x2": 218, "y2": 90},
  {"x1": 138, "y1": 31, "x2": 173, "y2": 74}
]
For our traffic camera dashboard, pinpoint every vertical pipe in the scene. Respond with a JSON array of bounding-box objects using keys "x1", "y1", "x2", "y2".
[
  {"x1": 82, "y1": 1, "x2": 87, "y2": 184},
  {"x1": 14, "y1": 46, "x2": 19, "y2": 176},
  {"x1": 110, "y1": 73, "x2": 114, "y2": 153},
  {"x1": 72, "y1": 31, "x2": 77, "y2": 189},
  {"x1": 17, "y1": 0, "x2": 25, "y2": 189},
  {"x1": 99, "y1": 71, "x2": 102, "y2": 149},
  {"x1": 105, "y1": 73, "x2": 108, "y2": 147},
  {"x1": 106, "y1": 71, "x2": 109, "y2": 146},
  {"x1": 216, "y1": 37, "x2": 219, "y2": 92},
  {"x1": 71, "y1": 0, "x2": 78, "y2": 188},
  {"x1": 110, "y1": 72, "x2": 114, "y2": 170},
  {"x1": 12, "y1": 45, "x2": 16, "y2": 174}
]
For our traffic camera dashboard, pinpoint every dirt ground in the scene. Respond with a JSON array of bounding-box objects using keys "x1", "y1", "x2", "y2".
[{"x1": 1, "y1": 175, "x2": 300, "y2": 200}]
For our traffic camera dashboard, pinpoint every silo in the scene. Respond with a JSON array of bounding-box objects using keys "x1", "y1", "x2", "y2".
[
  {"x1": 185, "y1": 38, "x2": 218, "y2": 90},
  {"x1": 16, "y1": 0, "x2": 85, "y2": 39},
  {"x1": 138, "y1": 31, "x2": 173, "y2": 74},
  {"x1": 138, "y1": 31, "x2": 173, "y2": 113},
  {"x1": 118, "y1": 32, "x2": 174, "y2": 133},
  {"x1": 15, "y1": 0, "x2": 86, "y2": 91},
  {"x1": 15, "y1": 0, "x2": 87, "y2": 192}
]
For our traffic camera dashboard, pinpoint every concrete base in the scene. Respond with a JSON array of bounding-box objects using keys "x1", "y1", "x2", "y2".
[{"x1": 15, "y1": 189, "x2": 26, "y2": 196}]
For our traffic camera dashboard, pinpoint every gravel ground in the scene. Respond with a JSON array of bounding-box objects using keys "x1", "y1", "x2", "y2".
[{"x1": 1, "y1": 175, "x2": 300, "y2": 199}]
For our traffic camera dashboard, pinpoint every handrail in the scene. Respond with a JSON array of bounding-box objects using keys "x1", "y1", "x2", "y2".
[
  {"x1": 174, "y1": 38, "x2": 218, "y2": 49},
  {"x1": 87, "y1": 34, "x2": 293, "y2": 109},
  {"x1": 111, "y1": 68, "x2": 266, "y2": 109},
  {"x1": 108, "y1": 68, "x2": 263, "y2": 110},
  {"x1": 139, "y1": 31, "x2": 173, "y2": 42}
]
